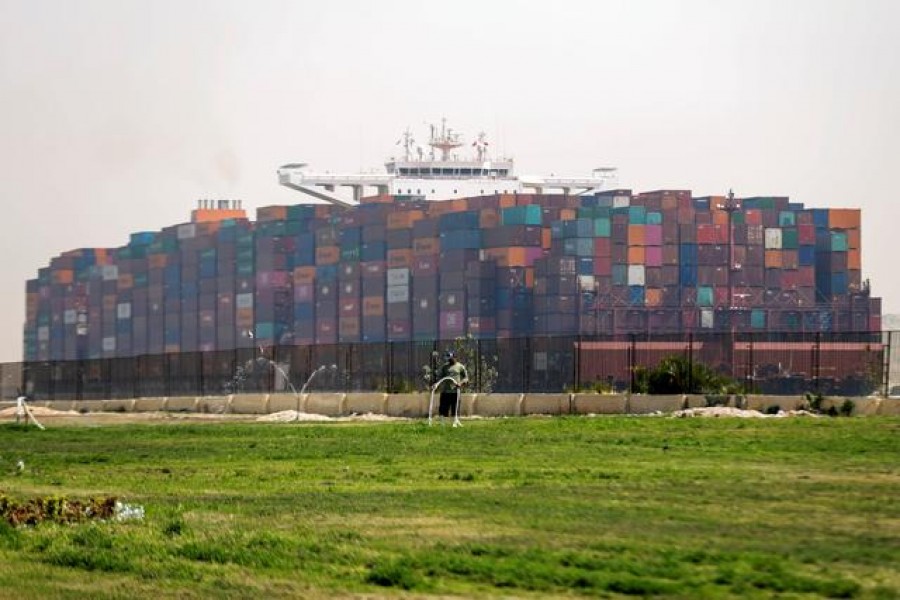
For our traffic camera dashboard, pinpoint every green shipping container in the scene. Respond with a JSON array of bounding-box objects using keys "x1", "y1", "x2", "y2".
[
  {"x1": 501, "y1": 205, "x2": 542, "y2": 226},
  {"x1": 781, "y1": 228, "x2": 799, "y2": 249},
  {"x1": 628, "y1": 206, "x2": 646, "y2": 225},
  {"x1": 831, "y1": 231, "x2": 848, "y2": 251},
  {"x1": 594, "y1": 218, "x2": 611, "y2": 237},
  {"x1": 778, "y1": 211, "x2": 796, "y2": 227},
  {"x1": 646, "y1": 211, "x2": 662, "y2": 225},
  {"x1": 751, "y1": 309, "x2": 766, "y2": 329}
]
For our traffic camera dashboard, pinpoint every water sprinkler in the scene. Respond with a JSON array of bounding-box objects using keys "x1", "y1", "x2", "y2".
[{"x1": 296, "y1": 364, "x2": 338, "y2": 421}]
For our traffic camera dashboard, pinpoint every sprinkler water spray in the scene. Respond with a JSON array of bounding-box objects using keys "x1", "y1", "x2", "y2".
[
  {"x1": 296, "y1": 364, "x2": 338, "y2": 420},
  {"x1": 428, "y1": 376, "x2": 463, "y2": 427}
]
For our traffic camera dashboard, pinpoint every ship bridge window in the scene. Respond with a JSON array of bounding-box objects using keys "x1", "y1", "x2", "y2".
[{"x1": 461, "y1": 168, "x2": 472, "y2": 176}]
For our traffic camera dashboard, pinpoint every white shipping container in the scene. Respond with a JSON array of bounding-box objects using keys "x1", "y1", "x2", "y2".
[
  {"x1": 37, "y1": 326, "x2": 49, "y2": 342},
  {"x1": 387, "y1": 268, "x2": 410, "y2": 287},
  {"x1": 236, "y1": 293, "x2": 254, "y2": 309},
  {"x1": 102, "y1": 337, "x2": 116, "y2": 352},
  {"x1": 117, "y1": 303, "x2": 132, "y2": 319},
  {"x1": 177, "y1": 223, "x2": 196, "y2": 240},
  {"x1": 613, "y1": 195, "x2": 631, "y2": 208},
  {"x1": 627, "y1": 265, "x2": 645, "y2": 286},
  {"x1": 700, "y1": 309, "x2": 714, "y2": 329},
  {"x1": 64, "y1": 309, "x2": 77, "y2": 325},
  {"x1": 102, "y1": 265, "x2": 119, "y2": 281},
  {"x1": 387, "y1": 285, "x2": 409, "y2": 304},
  {"x1": 764, "y1": 228, "x2": 782, "y2": 249},
  {"x1": 577, "y1": 275, "x2": 596, "y2": 290}
]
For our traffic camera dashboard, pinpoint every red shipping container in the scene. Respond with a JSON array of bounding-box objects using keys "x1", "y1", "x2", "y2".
[
  {"x1": 593, "y1": 257, "x2": 612, "y2": 277},
  {"x1": 798, "y1": 224, "x2": 816, "y2": 245},
  {"x1": 594, "y1": 238, "x2": 611, "y2": 257},
  {"x1": 645, "y1": 224, "x2": 662, "y2": 246},
  {"x1": 645, "y1": 246, "x2": 662, "y2": 267},
  {"x1": 697, "y1": 224, "x2": 716, "y2": 244}
]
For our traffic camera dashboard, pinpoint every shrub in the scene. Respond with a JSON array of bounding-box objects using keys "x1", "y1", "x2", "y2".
[{"x1": 633, "y1": 355, "x2": 742, "y2": 395}]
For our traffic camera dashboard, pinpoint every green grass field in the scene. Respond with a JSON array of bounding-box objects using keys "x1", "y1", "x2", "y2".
[{"x1": 0, "y1": 416, "x2": 898, "y2": 598}]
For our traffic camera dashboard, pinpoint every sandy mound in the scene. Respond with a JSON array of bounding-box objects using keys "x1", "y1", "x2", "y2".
[
  {"x1": 671, "y1": 407, "x2": 819, "y2": 418},
  {"x1": 256, "y1": 411, "x2": 409, "y2": 423}
]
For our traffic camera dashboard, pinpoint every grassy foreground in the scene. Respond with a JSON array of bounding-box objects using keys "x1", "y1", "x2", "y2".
[{"x1": 0, "y1": 416, "x2": 898, "y2": 599}]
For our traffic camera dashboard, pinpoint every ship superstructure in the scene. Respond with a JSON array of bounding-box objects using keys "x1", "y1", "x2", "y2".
[{"x1": 278, "y1": 120, "x2": 618, "y2": 206}]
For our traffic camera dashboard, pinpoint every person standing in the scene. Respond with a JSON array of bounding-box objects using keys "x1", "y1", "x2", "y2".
[{"x1": 438, "y1": 351, "x2": 468, "y2": 423}]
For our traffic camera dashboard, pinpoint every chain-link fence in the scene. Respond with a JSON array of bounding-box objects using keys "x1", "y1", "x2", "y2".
[{"x1": 4, "y1": 331, "x2": 893, "y2": 401}]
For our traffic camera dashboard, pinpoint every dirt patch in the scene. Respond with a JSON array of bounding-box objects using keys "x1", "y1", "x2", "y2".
[{"x1": 671, "y1": 407, "x2": 820, "y2": 418}]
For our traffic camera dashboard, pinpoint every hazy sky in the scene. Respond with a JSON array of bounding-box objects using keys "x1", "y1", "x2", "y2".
[{"x1": 1, "y1": 0, "x2": 898, "y2": 362}]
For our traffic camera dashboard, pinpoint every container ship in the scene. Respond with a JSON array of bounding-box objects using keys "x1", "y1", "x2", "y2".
[{"x1": 23, "y1": 122, "x2": 881, "y2": 364}]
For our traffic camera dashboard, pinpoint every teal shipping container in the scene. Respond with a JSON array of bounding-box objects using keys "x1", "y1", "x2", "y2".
[{"x1": 501, "y1": 205, "x2": 542, "y2": 226}]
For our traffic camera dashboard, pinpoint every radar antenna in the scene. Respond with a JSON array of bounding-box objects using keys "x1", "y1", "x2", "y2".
[{"x1": 429, "y1": 117, "x2": 463, "y2": 161}]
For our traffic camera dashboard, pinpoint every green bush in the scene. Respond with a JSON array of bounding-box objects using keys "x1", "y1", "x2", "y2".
[{"x1": 633, "y1": 355, "x2": 741, "y2": 395}]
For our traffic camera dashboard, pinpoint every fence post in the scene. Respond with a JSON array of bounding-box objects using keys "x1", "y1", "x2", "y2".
[
  {"x1": 814, "y1": 331, "x2": 821, "y2": 395},
  {"x1": 629, "y1": 333, "x2": 636, "y2": 394},
  {"x1": 884, "y1": 331, "x2": 892, "y2": 397},
  {"x1": 523, "y1": 336, "x2": 530, "y2": 393},
  {"x1": 687, "y1": 333, "x2": 694, "y2": 393},
  {"x1": 574, "y1": 334, "x2": 582, "y2": 392},
  {"x1": 748, "y1": 333, "x2": 754, "y2": 393},
  {"x1": 199, "y1": 352, "x2": 205, "y2": 397}
]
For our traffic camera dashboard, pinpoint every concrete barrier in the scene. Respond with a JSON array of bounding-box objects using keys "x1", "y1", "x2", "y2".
[
  {"x1": 473, "y1": 394, "x2": 522, "y2": 417},
  {"x1": 72, "y1": 400, "x2": 105, "y2": 413},
  {"x1": 345, "y1": 393, "x2": 387, "y2": 415},
  {"x1": 522, "y1": 393, "x2": 570, "y2": 415},
  {"x1": 133, "y1": 397, "x2": 166, "y2": 412},
  {"x1": 268, "y1": 393, "x2": 302, "y2": 413},
  {"x1": 45, "y1": 400, "x2": 76, "y2": 412},
  {"x1": 306, "y1": 393, "x2": 345, "y2": 416},
  {"x1": 165, "y1": 396, "x2": 198, "y2": 412},
  {"x1": 683, "y1": 395, "x2": 707, "y2": 409},
  {"x1": 571, "y1": 394, "x2": 627, "y2": 415},
  {"x1": 385, "y1": 393, "x2": 427, "y2": 417},
  {"x1": 196, "y1": 395, "x2": 230, "y2": 414},
  {"x1": 879, "y1": 398, "x2": 900, "y2": 416},
  {"x1": 102, "y1": 399, "x2": 135, "y2": 413},
  {"x1": 229, "y1": 394, "x2": 269, "y2": 414},
  {"x1": 627, "y1": 394, "x2": 685, "y2": 414},
  {"x1": 744, "y1": 395, "x2": 807, "y2": 412}
]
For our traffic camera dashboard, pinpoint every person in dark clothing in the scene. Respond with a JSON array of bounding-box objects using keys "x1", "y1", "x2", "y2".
[{"x1": 437, "y1": 351, "x2": 469, "y2": 421}]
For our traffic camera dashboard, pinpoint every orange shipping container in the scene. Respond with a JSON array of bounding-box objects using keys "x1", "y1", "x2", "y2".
[
  {"x1": 848, "y1": 249, "x2": 861, "y2": 270},
  {"x1": 448, "y1": 199, "x2": 469, "y2": 212},
  {"x1": 148, "y1": 254, "x2": 167, "y2": 269},
  {"x1": 118, "y1": 274, "x2": 134, "y2": 290},
  {"x1": 542, "y1": 228, "x2": 552, "y2": 249},
  {"x1": 828, "y1": 209, "x2": 860, "y2": 229},
  {"x1": 627, "y1": 246, "x2": 645, "y2": 264},
  {"x1": 362, "y1": 296, "x2": 385, "y2": 317},
  {"x1": 388, "y1": 249, "x2": 413, "y2": 268},
  {"x1": 848, "y1": 228, "x2": 860, "y2": 250},
  {"x1": 559, "y1": 208, "x2": 577, "y2": 221},
  {"x1": 293, "y1": 266, "x2": 316, "y2": 284},
  {"x1": 257, "y1": 205, "x2": 288, "y2": 222},
  {"x1": 500, "y1": 193, "x2": 518, "y2": 208},
  {"x1": 315, "y1": 245, "x2": 340, "y2": 265},
  {"x1": 387, "y1": 210, "x2": 424, "y2": 230},
  {"x1": 628, "y1": 225, "x2": 645, "y2": 246},
  {"x1": 645, "y1": 288, "x2": 663, "y2": 307},
  {"x1": 479, "y1": 209, "x2": 500, "y2": 229},
  {"x1": 711, "y1": 209, "x2": 729, "y2": 226},
  {"x1": 53, "y1": 270, "x2": 73, "y2": 285},
  {"x1": 764, "y1": 249, "x2": 782, "y2": 268}
]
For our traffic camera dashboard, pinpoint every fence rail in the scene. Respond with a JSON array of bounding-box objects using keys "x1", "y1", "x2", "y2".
[{"x1": 3, "y1": 331, "x2": 897, "y2": 401}]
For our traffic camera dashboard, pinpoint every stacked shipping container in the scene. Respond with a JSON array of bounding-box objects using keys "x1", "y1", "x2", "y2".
[{"x1": 23, "y1": 192, "x2": 880, "y2": 361}]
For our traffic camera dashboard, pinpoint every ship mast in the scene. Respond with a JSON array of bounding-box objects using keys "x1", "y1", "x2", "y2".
[{"x1": 429, "y1": 117, "x2": 463, "y2": 161}]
